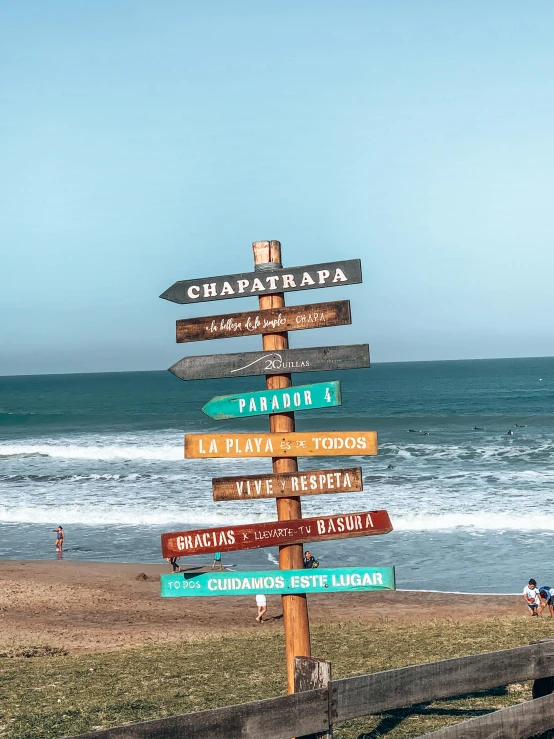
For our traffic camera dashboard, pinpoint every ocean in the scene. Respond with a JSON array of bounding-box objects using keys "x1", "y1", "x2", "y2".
[{"x1": 1, "y1": 357, "x2": 553, "y2": 593}]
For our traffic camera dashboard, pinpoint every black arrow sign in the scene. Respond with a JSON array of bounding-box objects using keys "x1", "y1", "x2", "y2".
[{"x1": 160, "y1": 259, "x2": 362, "y2": 304}]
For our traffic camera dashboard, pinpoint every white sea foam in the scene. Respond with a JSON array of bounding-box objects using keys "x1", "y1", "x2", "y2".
[
  {"x1": 0, "y1": 443, "x2": 183, "y2": 462},
  {"x1": 0, "y1": 504, "x2": 270, "y2": 527},
  {"x1": 2, "y1": 504, "x2": 554, "y2": 532},
  {"x1": 394, "y1": 512, "x2": 554, "y2": 532}
]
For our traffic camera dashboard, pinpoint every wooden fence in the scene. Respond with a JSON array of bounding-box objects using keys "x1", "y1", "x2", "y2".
[{"x1": 68, "y1": 640, "x2": 554, "y2": 739}]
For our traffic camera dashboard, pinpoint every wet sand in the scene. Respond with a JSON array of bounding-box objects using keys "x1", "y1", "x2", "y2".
[{"x1": 0, "y1": 560, "x2": 527, "y2": 654}]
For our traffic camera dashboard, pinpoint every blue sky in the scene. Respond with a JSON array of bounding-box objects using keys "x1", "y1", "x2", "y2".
[{"x1": 1, "y1": 1, "x2": 553, "y2": 375}]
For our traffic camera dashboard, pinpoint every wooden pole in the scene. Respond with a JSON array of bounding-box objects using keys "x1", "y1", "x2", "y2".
[
  {"x1": 253, "y1": 240, "x2": 311, "y2": 694},
  {"x1": 294, "y1": 657, "x2": 333, "y2": 739}
]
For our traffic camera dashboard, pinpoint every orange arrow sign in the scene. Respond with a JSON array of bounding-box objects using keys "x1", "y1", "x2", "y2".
[{"x1": 184, "y1": 431, "x2": 377, "y2": 458}]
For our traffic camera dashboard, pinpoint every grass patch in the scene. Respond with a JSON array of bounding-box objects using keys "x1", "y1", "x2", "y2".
[
  {"x1": 0, "y1": 646, "x2": 68, "y2": 659},
  {"x1": 1, "y1": 616, "x2": 554, "y2": 738}
]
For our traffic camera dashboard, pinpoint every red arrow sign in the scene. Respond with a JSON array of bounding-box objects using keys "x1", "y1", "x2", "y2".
[{"x1": 161, "y1": 509, "x2": 393, "y2": 558}]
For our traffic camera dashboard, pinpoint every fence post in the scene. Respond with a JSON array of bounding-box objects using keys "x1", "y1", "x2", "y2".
[
  {"x1": 294, "y1": 657, "x2": 333, "y2": 739},
  {"x1": 531, "y1": 638, "x2": 554, "y2": 699}
]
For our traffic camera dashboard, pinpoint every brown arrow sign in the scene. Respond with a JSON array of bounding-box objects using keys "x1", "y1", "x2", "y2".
[
  {"x1": 175, "y1": 300, "x2": 351, "y2": 343},
  {"x1": 169, "y1": 344, "x2": 370, "y2": 381},
  {"x1": 185, "y1": 432, "x2": 378, "y2": 458},
  {"x1": 160, "y1": 259, "x2": 362, "y2": 304},
  {"x1": 161, "y1": 509, "x2": 393, "y2": 557},
  {"x1": 212, "y1": 467, "x2": 363, "y2": 501}
]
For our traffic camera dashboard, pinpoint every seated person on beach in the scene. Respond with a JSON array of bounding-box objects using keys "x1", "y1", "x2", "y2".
[
  {"x1": 538, "y1": 585, "x2": 554, "y2": 617},
  {"x1": 523, "y1": 579, "x2": 540, "y2": 616},
  {"x1": 52, "y1": 526, "x2": 64, "y2": 551},
  {"x1": 212, "y1": 552, "x2": 223, "y2": 570},
  {"x1": 303, "y1": 551, "x2": 319, "y2": 569}
]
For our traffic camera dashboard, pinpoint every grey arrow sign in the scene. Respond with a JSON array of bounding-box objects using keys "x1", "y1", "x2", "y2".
[{"x1": 169, "y1": 344, "x2": 370, "y2": 381}]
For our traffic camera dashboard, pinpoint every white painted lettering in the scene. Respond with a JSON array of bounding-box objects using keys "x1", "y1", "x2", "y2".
[
  {"x1": 220, "y1": 281, "x2": 235, "y2": 295},
  {"x1": 237, "y1": 279, "x2": 249, "y2": 293}
]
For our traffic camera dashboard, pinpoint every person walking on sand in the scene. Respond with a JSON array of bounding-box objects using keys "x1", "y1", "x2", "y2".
[
  {"x1": 52, "y1": 526, "x2": 64, "y2": 552},
  {"x1": 523, "y1": 579, "x2": 540, "y2": 616},
  {"x1": 255, "y1": 594, "x2": 267, "y2": 622},
  {"x1": 212, "y1": 552, "x2": 223, "y2": 570},
  {"x1": 168, "y1": 556, "x2": 180, "y2": 573}
]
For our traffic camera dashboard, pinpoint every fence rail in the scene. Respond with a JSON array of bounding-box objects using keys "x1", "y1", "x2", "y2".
[{"x1": 67, "y1": 640, "x2": 554, "y2": 739}]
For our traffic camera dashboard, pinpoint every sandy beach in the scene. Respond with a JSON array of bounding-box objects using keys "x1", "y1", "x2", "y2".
[{"x1": 0, "y1": 560, "x2": 528, "y2": 654}]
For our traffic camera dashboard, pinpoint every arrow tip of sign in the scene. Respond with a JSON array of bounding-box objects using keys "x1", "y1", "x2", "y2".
[
  {"x1": 159, "y1": 285, "x2": 178, "y2": 302},
  {"x1": 167, "y1": 363, "x2": 180, "y2": 378}
]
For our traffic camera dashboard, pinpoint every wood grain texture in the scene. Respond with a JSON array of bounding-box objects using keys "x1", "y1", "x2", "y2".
[
  {"x1": 417, "y1": 692, "x2": 554, "y2": 738},
  {"x1": 252, "y1": 238, "x2": 310, "y2": 696},
  {"x1": 295, "y1": 658, "x2": 333, "y2": 739},
  {"x1": 160, "y1": 259, "x2": 362, "y2": 304},
  {"x1": 331, "y1": 643, "x2": 548, "y2": 722},
  {"x1": 212, "y1": 467, "x2": 363, "y2": 501},
  {"x1": 176, "y1": 301, "x2": 351, "y2": 343},
  {"x1": 185, "y1": 431, "x2": 378, "y2": 458},
  {"x1": 66, "y1": 688, "x2": 329, "y2": 739},
  {"x1": 161, "y1": 510, "x2": 392, "y2": 557},
  {"x1": 169, "y1": 344, "x2": 370, "y2": 381}
]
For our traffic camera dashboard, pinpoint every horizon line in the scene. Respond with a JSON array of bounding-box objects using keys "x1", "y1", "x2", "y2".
[{"x1": 1, "y1": 354, "x2": 553, "y2": 380}]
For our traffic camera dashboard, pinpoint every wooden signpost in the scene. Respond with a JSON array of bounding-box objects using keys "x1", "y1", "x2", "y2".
[
  {"x1": 212, "y1": 466, "x2": 363, "y2": 501},
  {"x1": 160, "y1": 258, "x2": 362, "y2": 304},
  {"x1": 160, "y1": 239, "x2": 392, "y2": 695},
  {"x1": 176, "y1": 300, "x2": 351, "y2": 342},
  {"x1": 202, "y1": 381, "x2": 342, "y2": 420},
  {"x1": 185, "y1": 431, "x2": 378, "y2": 458},
  {"x1": 161, "y1": 510, "x2": 392, "y2": 558},
  {"x1": 169, "y1": 343, "x2": 370, "y2": 381},
  {"x1": 160, "y1": 566, "x2": 396, "y2": 597}
]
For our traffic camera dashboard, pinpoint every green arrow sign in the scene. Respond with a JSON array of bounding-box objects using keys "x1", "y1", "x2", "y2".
[
  {"x1": 202, "y1": 381, "x2": 341, "y2": 420},
  {"x1": 160, "y1": 566, "x2": 395, "y2": 598}
]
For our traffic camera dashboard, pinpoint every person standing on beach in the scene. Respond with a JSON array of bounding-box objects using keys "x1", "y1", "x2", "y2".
[
  {"x1": 52, "y1": 526, "x2": 64, "y2": 552},
  {"x1": 523, "y1": 579, "x2": 540, "y2": 616},
  {"x1": 255, "y1": 594, "x2": 267, "y2": 622},
  {"x1": 168, "y1": 556, "x2": 180, "y2": 573},
  {"x1": 212, "y1": 552, "x2": 223, "y2": 570}
]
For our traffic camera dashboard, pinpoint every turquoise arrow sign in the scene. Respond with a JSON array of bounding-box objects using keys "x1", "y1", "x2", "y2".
[
  {"x1": 161, "y1": 566, "x2": 395, "y2": 598},
  {"x1": 202, "y1": 381, "x2": 342, "y2": 420}
]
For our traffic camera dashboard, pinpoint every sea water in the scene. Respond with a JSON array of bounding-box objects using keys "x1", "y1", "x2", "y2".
[{"x1": 1, "y1": 357, "x2": 553, "y2": 593}]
